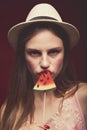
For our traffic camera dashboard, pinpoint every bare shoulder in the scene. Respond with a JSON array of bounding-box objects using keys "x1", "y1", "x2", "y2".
[
  {"x1": 76, "y1": 82, "x2": 87, "y2": 105},
  {"x1": 77, "y1": 82, "x2": 87, "y2": 98}
]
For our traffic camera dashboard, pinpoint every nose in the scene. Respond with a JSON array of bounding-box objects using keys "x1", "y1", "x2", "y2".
[{"x1": 40, "y1": 54, "x2": 50, "y2": 69}]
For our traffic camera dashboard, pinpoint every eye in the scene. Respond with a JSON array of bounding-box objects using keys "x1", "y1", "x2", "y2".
[
  {"x1": 26, "y1": 49, "x2": 41, "y2": 57},
  {"x1": 48, "y1": 49, "x2": 61, "y2": 56}
]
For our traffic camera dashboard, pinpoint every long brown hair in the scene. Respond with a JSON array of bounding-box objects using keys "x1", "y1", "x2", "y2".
[{"x1": 0, "y1": 22, "x2": 79, "y2": 130}]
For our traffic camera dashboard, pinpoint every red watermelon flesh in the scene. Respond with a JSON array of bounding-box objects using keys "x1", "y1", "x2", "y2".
[{"x1": 33, "y1": 71, "x2": 56, "y2": 90}]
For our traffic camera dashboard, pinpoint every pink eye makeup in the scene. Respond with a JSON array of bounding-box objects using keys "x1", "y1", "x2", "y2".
[
  {"x1": 25, "y1": 47, "x2": 63, "y2": 58},
  {"x1": 47, "y1": 47, "x2": 63, "y2": 57},
  {"x1": 25, "y1": 49, "x2": 41, "y2": 57}
]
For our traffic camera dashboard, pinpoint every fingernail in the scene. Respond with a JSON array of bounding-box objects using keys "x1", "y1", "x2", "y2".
[{"x1": 44, "y1": 124, "x2": 50, "y2": 129}]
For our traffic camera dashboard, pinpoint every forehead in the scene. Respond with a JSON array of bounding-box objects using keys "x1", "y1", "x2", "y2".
[{"x1": 25, "y1": 29, "x2": 64, "y2": 49}]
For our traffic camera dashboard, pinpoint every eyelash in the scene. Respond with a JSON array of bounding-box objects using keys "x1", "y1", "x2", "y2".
[
  {"x1": 26, "y1": 49, "x2": 62, "y2": 57},
  {"x1": 48, "y1": 49, "x2": 61, "y2": 55},
  {"x1": 27, "y1": 50, "x2": 41, "y2": 57}
]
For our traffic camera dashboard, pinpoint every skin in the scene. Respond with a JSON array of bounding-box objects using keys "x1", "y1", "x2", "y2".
[
  {"x1": 1, "y1": 29, "x2": 87, "y2": 130},
  {"x1": 25, "y1": 29, "x2": 64, "y2": 82},
  {"x1": 24, "y1": 29, "x2": 64, "y2": 129},
  {"x1": 24, "y1": 29, "x2": 87, "y2": 129},
  {"x1": 0, "y1": 29, "x2": 87, "y2": 130},
  {"x1": 76, "y1": 83, "x2": 87, "y2": 128}
]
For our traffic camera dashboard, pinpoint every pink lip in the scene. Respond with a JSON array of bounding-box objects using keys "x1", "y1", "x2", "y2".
[
  {"x1": 38, "y1": 70, "x2": 54, "y2": 78},
  {"x1": 39, "y1": 70, "x2": 51, "y2": 74},
  {"x1": 36, "y1": 71, "x2": 54, "y2": 79}
]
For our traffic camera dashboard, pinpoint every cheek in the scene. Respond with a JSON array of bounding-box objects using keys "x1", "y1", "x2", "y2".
[
  {"x1": 26, "y1": 58, "x2": 36, "y2": 71},
  {"x1": 54, "y1": 58, "x2": 63, "y2": 70},
  {"x1": 27, "y1": 61, "x2": 33, "y2": 68}
]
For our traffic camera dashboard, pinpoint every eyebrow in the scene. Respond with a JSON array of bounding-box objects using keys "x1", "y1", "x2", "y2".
[
  {"x1": 25, "y1": 48, "x2": 41, "y2": 52},
  {"x1": 25, "y1": 47, "x2": 63, "y2": 52}
]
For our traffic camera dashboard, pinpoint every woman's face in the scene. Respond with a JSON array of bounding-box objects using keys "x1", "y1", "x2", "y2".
[{"x1": 25, "y1": 29, "x2": 64, "y2": 80}]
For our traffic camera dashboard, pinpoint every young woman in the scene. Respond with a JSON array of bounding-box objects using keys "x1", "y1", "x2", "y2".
[{"x1": 0, "y1": 3, "x2": 87, "y2": 130}]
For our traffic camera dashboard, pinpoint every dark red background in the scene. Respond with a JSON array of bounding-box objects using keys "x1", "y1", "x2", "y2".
[{"x1": 0, "y1": 0, "x2": 87, "y2": 106}]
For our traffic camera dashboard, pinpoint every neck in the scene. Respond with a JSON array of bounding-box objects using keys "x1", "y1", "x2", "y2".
[
  {"x1": 34, "y1": 89, "x2": 56, "y2": 102},
  {"x1": 33, "y1": 89, "x2": 59, "y2": 123}
]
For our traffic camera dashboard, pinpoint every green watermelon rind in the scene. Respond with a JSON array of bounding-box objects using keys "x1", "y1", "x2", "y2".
[
  {"x1": 33, "y1": 83, "x2": 56, "y2": 91},
  {"x1": 33, "y1": 71, "x2": 56, "y2": 91}
]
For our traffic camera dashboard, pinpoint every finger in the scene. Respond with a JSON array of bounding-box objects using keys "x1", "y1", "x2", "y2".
[
  {"x1": 38, "y1": 124, "x2": 50, "y2": 130},
  {"x1": 38, "y1": 125, "x2": 45, "y2": 129}
]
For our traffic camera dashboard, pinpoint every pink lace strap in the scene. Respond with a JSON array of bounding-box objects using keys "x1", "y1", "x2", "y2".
[{"x1": 73, "y1": 92, "x2": 86, "y2": 130}]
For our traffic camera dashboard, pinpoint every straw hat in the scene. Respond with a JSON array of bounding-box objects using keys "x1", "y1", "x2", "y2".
[{"x1": 8, "y1": 3, "x2": 80, "y2": 48}]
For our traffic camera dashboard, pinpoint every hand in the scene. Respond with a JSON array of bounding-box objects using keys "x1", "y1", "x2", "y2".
[
  {"x1": 20, "y1": 122, "x2": 50, "y2": 130},
  {"x1": 29, "y1": 123, "x2": 45, "y2": 130},
  {"x1": 19, "y1": 122, "x2": 45, "y2": 130}
]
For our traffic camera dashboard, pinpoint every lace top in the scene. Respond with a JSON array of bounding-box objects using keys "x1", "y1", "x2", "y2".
[
  {"x1": 19, "y1": 93, "x2": 86, "y2": 130},
  {"x1": 44, "y1": 93, "x2": 86, "y2": 130}
]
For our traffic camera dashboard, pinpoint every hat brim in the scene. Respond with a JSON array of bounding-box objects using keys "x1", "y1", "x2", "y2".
[{"x1": 8, "y1": 19, "x2": 80, "y2": 48}]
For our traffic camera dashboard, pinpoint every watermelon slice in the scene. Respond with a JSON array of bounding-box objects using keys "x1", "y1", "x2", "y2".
[{"x1": 33, "y1": 71, "x2": 56, "y2": 91}]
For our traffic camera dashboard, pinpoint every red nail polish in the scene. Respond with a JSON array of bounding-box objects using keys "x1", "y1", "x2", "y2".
[{"x1": 44, "y1": 124, "x2": 50, "y2": 129}]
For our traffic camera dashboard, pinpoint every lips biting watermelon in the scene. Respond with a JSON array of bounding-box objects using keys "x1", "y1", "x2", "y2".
[{"x1": 33, "y1": 71, "x2": 56, "y2": 90}]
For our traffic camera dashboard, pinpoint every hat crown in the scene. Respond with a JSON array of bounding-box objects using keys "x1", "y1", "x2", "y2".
[
  {"x1": 26, "y1": 3, "x2": 62, "y2": 22},
  {"x1": 8, "y1": 3, "x2": 80, "y2": 49}
]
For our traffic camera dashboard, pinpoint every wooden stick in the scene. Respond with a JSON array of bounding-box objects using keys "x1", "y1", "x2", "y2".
[{"x1": 43, "y1": 91, "x2": 46, "y2": 122}]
